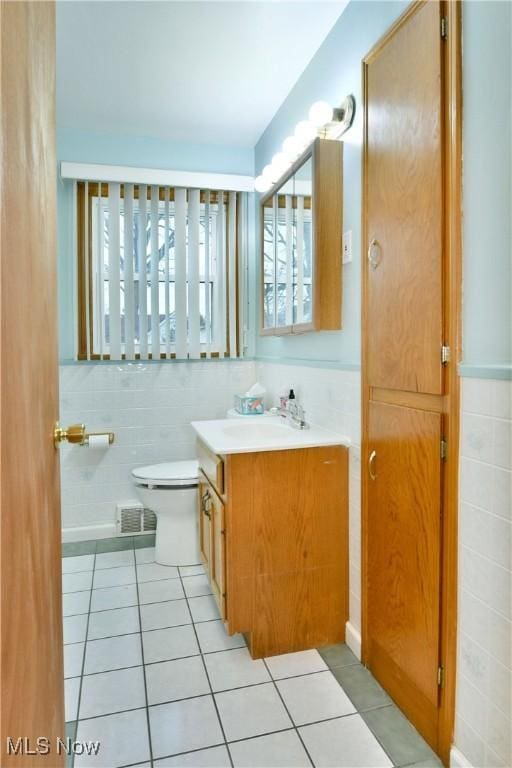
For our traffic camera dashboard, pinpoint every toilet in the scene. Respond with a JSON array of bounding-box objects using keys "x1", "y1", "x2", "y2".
[
  {"x1": 131, "y1": 460, "x2": 200, "y2": 566},
  {"x1": 131, "y1": 410, "x2": 272, "y2": 566}
]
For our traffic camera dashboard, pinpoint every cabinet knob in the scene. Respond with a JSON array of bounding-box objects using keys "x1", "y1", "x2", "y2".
[
  {"x1": 368, "y1": 449, "x2": 377, "y2": 481},
  {"x1": 367, "y1": 238, "x2": 381, "y2": 271}
]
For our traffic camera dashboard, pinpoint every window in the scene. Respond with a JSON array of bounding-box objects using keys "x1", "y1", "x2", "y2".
[{"x1": 77, "y1": 183, "x2": 244, "y2": 360}]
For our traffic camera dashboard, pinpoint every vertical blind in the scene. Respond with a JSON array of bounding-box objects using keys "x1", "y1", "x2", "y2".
[
  {"x1": 77, "y1": 182, "x2": 245, "y2": 360},
  {"x1": 262, "y1": 193, "x2": 313, "y2": 330}
]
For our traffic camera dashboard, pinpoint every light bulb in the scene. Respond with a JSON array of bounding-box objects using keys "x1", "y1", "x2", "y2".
[
  {"x1": 254, "y1": 175, "x2": 271, "y2": 193},
  {"x1": 262, "y1": 164, "x2": 274, "y2": 182},
  {"x1": 282, "y1": 135, "x2": 302, "y2": 161},
  {"x1": 294, "y1": 120, "x2": 317, "y2": 148},
  {"x1": 271, "y1": 152, "x2": 290, "y2": 178},
  {"x1": 308, "y1": 100, "x2": 333, "y2": 127}
]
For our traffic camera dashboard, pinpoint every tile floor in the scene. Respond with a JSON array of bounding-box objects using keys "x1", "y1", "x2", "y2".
[{"x1": 62, "y1": 536, "x2": 442, "y2": 768}]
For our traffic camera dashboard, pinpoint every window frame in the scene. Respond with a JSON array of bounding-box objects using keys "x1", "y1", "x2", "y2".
[{"x1": 77, "y1": 183, "x2": 240, "y2": 361}]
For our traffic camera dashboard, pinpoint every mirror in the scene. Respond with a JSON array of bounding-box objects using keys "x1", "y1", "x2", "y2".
[
  {"x1": 260, "y1": 138, "x2": 343, "y2": 335},
  {"x1": 261, "y1": 157, "x2": 313, "y2": 333},
  {"x1": 292, "y1": 157, "x2": 313, "y2": 325},
  {"x1": 262, "y1": 195, "x2": 275, "y2": 329}
]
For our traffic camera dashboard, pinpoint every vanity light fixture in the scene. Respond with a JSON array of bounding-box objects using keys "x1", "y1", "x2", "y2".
[
  {"x1": 282, "y1": 135, "x2": 302, "y2": 162},
  {"x1": 254, "y1": 94, "x2": 355, "y2": 193},
  {"x1": 294, "y1": 119, "x2": 318, "y2": 149},
  {"x1": 254, "y1": 174, "x2": 271, "y2": 193},
  {"x1": 270, "y1": 151, "x2": 290, "y2": 179},
  {"x1": 308, "y1": 100, "x2": 334, "y2": 127}
]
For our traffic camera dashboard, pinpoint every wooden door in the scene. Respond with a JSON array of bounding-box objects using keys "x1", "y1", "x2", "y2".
[
  {"x1": 363, "y1": 1, "x2": 461, "y2": 759},
  {"x1": 1, "y1": 2, "x2": 65, "y2": 765},
  {"x1": 209, "y1": 490, "x2": 226, "y2": 620}
]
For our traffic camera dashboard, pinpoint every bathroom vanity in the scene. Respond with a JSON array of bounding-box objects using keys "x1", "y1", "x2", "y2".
[{"x1": 191, "y1": 418, "x2": 349, "y2": 659}]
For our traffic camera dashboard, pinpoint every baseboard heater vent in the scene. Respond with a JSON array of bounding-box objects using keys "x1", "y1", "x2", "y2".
[{"x1": 116, "y1": 503, "x2": 157, "y2": 536}]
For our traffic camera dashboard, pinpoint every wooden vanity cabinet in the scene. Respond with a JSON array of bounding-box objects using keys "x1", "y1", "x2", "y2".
[{"x1": 197, "y1": 440, "x2": 348, "y2": 659}]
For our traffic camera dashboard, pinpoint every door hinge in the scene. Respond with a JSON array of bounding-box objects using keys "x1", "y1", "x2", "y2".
[
  {"x1": 441, "y1": 345, "x2": 451, "y2": 365},
  {"x1": 441, "y1": 438, "x2": 448, "y2": 460},
  {"x1": 437, "y1": 665, "x2": 445, "y2": 687},
  {"x1": 441, "y1": 16, "x2": 448, "y2": 40}
]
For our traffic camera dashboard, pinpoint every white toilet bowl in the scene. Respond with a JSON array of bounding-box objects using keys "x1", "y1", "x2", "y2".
[{"x1": 131, "y1": 460, "x2": 200, "y2": 566}]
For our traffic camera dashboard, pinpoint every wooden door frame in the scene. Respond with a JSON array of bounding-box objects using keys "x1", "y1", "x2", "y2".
[{"x1": 360, "y1": 2, "x2": 462, "y2": 765}]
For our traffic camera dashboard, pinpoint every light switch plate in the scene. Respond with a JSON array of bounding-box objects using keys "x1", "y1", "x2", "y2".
[{"x1": 342, "y1": 230, "x2": 352, "y2": 264}]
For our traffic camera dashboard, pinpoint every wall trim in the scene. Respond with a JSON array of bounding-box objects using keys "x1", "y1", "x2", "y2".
[
  {"x1": 60, "y1": 161, "x2": 255, "y2": 193},
  {"x1": 255, "y1": 356, "x2": 361, "y2": 371},
  {"x1": 345, "y1": 621, "x2": 362, "y2": 660},
  {"x1": 62, "y1": 523, "x2": 116, "y2": 543},
  {"x1": 450, "y1": 746, "x2": 473, "y2": 768},
  {"x1": 458, "y1": 363, "x2": 512, "y2": 380},
  {"x1": 59, "y1": 357, "x2": 255, "y2": 367}
]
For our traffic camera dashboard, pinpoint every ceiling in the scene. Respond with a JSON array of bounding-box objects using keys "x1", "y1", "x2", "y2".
[{"x1": 57, "y1": 1, "x2": 348, "y2": 147}]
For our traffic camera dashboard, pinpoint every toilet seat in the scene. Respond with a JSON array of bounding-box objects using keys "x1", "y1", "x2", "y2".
[{"x1": 132, "y1": 459, "x2": 199, "y2": 489}]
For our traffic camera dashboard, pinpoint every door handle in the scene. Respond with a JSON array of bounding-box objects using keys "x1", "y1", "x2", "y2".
[
  {"x1": 367, "y1": 238, "x2": 380, "y2": 271},
  {"x1": 54, "y1": 422, "x2": 85, "y2": 447},
  {"x1": 202, "y1": 491, "x2": 212, "y2": 519},
  {"x1": 368, "y1": 449, "x2": 377, "y2": 481}
]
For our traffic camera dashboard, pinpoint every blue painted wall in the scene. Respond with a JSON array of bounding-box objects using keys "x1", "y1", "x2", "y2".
[
  {"x1": 460, "y1": 1, "x2": 512, "y2": 372},
  {"x1": 254, "y1": 0, "x2": 512, "y2": 374},
  {"x1": 57, "y1": 128, "x2": 254, "y2": 360},
  {"x1": 254, "y1": 0, "x2": 408, "y2": 369},
  {"x1": 57, "y1": 1, "x2": 512, "y2": 375}
]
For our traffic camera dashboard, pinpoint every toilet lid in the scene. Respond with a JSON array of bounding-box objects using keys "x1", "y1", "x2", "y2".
[{"x1": 132, "y1": 460, "x2": 199, "y2": 487}]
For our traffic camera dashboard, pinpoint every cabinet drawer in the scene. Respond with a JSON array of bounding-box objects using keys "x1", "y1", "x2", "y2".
[{"x1": 197, "y1": 439, "x2": 224, "y2": 495}]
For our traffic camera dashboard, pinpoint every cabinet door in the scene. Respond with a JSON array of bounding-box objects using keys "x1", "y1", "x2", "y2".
[
  {"x1": 209, "y1": 489, "x2": 227, "y2": 620},
  {"x1": 198, "y1": 479, "x2": 212, "y2": 574},
  {"x1": 366, "y1": 0, "x2": 443, "y2": 395},
  {"x1": 367, "y1": 400, "x2": 442, "y2": 741}
]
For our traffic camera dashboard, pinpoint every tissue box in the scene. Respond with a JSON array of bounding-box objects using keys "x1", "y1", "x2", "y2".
[{"x1": 234, "y1": 395, "x2": 264, "y2": 415}]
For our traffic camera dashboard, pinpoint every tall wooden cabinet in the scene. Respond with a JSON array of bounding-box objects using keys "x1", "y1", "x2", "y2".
[{"x1": 362, "y1": 0, "x2": 461, "y2": 759}]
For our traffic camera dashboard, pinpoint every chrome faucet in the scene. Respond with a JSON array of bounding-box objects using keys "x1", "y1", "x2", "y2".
[
  {"x1": 272, "y1": 400, "x2": 309, "y2": 430},
  {"x1": 288, "y1": 400, "x2": 309, "y2": 430}
]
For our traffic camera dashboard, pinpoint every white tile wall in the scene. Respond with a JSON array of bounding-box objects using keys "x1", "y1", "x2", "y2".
[
  {"x1": 455, "y1": 378, "x2": 512, "y2": 768},
  {"x1": 59, "y1": 361, "x2": 256, "y2": 539},
  {"x1": 60, "y1": 360, "x2": 362, "y2": 639},
  {"x1": 256, "y1": 362, "x2": 362, "y2": 639}
]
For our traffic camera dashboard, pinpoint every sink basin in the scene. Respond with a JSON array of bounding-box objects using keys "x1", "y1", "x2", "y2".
[
  {"x1": 191, "y1": 416, "x2": 350, "y2": 455},
  {"x1": 221, "y1": 421, "x2": 292, "y2": 441}
]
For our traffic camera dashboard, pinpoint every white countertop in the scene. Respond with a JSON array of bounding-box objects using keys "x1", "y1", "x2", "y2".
[{"x1": 191, "y1": 416, "x2": 350, "y2": 455}]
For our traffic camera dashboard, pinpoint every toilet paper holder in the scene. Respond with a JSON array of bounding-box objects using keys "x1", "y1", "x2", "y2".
[{"x1": 54, "y1": 422, "x2": 115, "y2": 448}]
